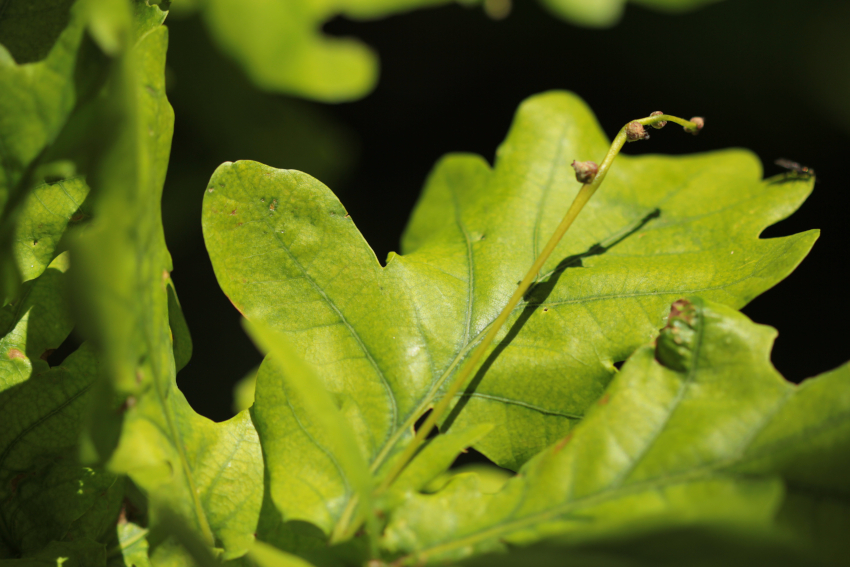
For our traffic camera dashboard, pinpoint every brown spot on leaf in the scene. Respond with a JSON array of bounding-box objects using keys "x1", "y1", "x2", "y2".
[
  {"x1": 8, "y1": 348, "x2": 25, "y2": 360},
  {"x1": 40, "y1": 349, "x2": 55, "y2": 361},
  {"x1": 598, "y1": 393, "x2": 610, "y2": 406},
  {"x1": 230, "y1": 209, "x2": 237, "y2": 216}
]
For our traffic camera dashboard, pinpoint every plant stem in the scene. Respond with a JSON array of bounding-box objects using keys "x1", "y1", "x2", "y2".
[{"x1": 373, "y1": 113, "x2": 697, "y2": 494}]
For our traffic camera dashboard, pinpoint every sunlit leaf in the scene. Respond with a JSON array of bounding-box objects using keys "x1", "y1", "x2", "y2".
[
  {"x1": 202, "y1": 91, "x2": 816, "y2": 537},
  {"x1": 381, "y1": 299, "x2": 850, "y2": 565}
]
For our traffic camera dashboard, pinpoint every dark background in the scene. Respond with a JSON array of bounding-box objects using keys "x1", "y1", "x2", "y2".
[{"x1": 162, "y1": 0, "x2": 850, "y2": 422}]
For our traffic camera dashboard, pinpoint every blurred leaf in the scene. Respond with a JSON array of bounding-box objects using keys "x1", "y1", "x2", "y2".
[
  {"x1": 381, "y1": 299, "x2": 850, "y2": 564},
  {"x1": 65, "y1": 6, "x2": 261, "y2": 561},
  {"x1": 202, "y1": 90, "x2": 817, "y2": 537},
  {"x1": 232, "y1": 367, "x2": 257, "y2": 413},
  {"x1": 539, "y1": 0, "x2": 726, "y2": 28},
  {"x1": 195, "y1": 0, "x2": 462, "y2": 101}
]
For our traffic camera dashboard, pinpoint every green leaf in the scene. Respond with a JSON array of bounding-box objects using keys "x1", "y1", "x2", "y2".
[
  {"x1": 0, "y1": 0, "x2": 166, "y2": 304},
  {"x1": 232, "y1": 367, "x2": 257, "y2": 414},
  {"x1": 63, "y1": 7, "x2": 261, "y2": 561},
  {"x1": 12, "y1": 177, "x2": 90, "y2": 283},
  {"x1": 246, "y1": 321, "x2": 372, "y2": 540},
  {"x1": 0, "y1": 339, "x2": 115, "y2": 555},
  {"x1": 106, "y1": 518, "x2": 151, "y2": 567},
  {"x1": 538, "y1": 0, "x2": 726, "y2": 28},
  {"x1": 0, "y1": 253, "x2": 73, "y2": 389},
  {"x1": 202, "y1": 90, "x2": 816, "y2": 536},
  {"x1": 380, "y1": 299, "x2": 850, "y2": 564},
  {"x1": 195, "y1": 0, "x2": 459, "y2": 102}
]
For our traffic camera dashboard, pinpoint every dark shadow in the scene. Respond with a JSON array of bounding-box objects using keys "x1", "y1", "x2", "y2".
[
  {"x1": 0, "y1": 0, "x2": 75, "y2": 64},
  {"x1": 442, "y1": 208, "x2": 661, "y2": 431}
]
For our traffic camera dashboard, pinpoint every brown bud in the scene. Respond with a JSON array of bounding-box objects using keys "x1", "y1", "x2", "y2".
[
  {"x1": 685, "y1": 116, "x2": 704, "y2": 135},
  {"x1": 625, "y1": 121, "x2": 649, "y2": 142},
  {"x1": 571, "y1": 160, "x2": 598, "y2": 184},
  {"x1": 649, "y1": 111, "x2": 667, "y2": 129}
]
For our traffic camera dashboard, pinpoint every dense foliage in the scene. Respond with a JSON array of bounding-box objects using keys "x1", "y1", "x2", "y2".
[{"x1": 0, "y1": 1, "x2": 847, "y2": 566}]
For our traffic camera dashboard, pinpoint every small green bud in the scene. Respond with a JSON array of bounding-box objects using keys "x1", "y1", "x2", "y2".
[
  {"x1": 649, "y1": 111, "x2": 667, "y2": 129},
  {"x1": 571, "y1": 160, "x2": 598, "y2": 184},
  {"x1": 685, "y1": 116, "x2": 704, "y2": 135},
  {"x1": 625, "y1": 121, "x2": 649, "y2": 142}
]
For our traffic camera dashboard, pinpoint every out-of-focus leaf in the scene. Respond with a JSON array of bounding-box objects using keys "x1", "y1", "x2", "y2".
[
  {"x1": 67, "y1": 9, "x2": 262, "y2": 561},
  {"x1": 188, "y1": 0, "x2": 728, "y2": 99},
  {"x1": 381, "y1": 299, "x2": 850, "y2": 565},
  {"x1": 539, "y1": 0, "x2": 726, "y2": 28},
  {"x1": 203, "y1": 91, "x2": 816, "y2": 539},
  {"x1": 196, "y1": 0, "x2": 460, "y2": 102},
  {"x1": 232, "y1": 367, "x2": 257, "y2": 413}
]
